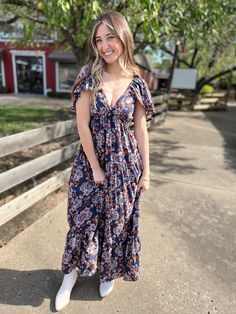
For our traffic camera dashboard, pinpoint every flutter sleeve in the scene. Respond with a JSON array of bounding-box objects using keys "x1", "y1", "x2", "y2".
[
  {"x1": 71, "y1": 65, "x2": 93, "y2": 112},
  {"x1": 132, "y1": 76, "x2": 156, "y2": 121}
]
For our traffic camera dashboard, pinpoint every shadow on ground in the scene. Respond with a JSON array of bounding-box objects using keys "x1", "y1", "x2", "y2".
[{"x1": 0, "y1": 268, "x2": 101, "y2": 312}]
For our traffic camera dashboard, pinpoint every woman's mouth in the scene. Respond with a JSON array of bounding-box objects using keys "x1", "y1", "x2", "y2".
[{"x1": 104, "y1": 51, "x2": 113, "y2": 57}]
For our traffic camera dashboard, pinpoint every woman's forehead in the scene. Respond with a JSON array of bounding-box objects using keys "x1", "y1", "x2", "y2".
[{"x1": 95, "y1": 23, "x2": 115, "y2": 37}]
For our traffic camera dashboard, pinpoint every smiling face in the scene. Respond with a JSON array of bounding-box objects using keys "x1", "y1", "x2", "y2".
[{"x1": 94, "y1": 23, "x2": 123, "y2": 65}]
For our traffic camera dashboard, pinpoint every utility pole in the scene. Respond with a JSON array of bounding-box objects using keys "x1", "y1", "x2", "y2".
[{"x1": 167, "y1": 39, "x2": 181, "y2": 94}]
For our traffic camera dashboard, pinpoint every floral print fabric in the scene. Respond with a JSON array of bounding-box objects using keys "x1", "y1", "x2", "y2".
[{"x1": 61, "y1": 65, "x2": 155, "y2": 282}]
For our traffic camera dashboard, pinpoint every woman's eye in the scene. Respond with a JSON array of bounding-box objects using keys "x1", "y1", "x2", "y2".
[{"x1": 108, "y1": 36, "x2": 114, "y2": 40}]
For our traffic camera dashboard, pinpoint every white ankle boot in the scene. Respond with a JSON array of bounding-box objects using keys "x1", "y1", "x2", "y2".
[
  {"x1": 99, "y1": 280, "x2": 114, "y2": 297},
  {"x1": 55, "y1": 268, "x2": 78, "y2": 311}
]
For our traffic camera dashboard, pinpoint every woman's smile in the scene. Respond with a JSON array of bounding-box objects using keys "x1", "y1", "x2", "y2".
[{"x1": 104, "y1": 50, "x2": 114, "y2": 57}]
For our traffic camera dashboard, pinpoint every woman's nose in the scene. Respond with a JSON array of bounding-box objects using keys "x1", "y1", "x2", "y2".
[{"x1": 101, "y1": 41, "x2": 110, "y2": 52}]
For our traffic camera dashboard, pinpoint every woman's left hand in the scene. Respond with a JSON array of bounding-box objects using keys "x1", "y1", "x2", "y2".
[{"x1": 137, "y1": 177, "x2": 150, "y2": 193}]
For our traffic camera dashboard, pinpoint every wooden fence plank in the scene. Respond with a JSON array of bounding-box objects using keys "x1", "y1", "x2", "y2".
[
  {"x1": 0, "y1": 141, "x2": 79, "y2": 193},
  {"x1": 0, "y1": 167, "x2": 71, "y2": 227},
  {"x1": 154, "y1": 103, "x2": 168, "y2": 114},
  {"x1": 0, "y1": 120, "x2": 77, "y2": 158}
]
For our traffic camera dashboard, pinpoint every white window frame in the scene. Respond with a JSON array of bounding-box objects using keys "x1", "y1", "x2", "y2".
[
  {"x1": 56, "y1": 61, "x2": 75, "y2": 93},
  {"x1": 10, "y1": 50, "x2": 47, "y2": 95}
]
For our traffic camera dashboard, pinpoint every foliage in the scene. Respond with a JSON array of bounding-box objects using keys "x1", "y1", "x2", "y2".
[
  {"x1": 0, "y1": 1, "x2": 161, "y2": 61},
  {"x1": 200, "y1": 85, "x2": 215, "y2": 94},
  {"x1": 153, "y1": 0, "x2": 236, "y2": 92},
  {"x1": 0, "y1": 86, "x2": 7, "y2": 93},
  {"x1": 47, "y1": 91, "x2": 71, "y2": 98}
]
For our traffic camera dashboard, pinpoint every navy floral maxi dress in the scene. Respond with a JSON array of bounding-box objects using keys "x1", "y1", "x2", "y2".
[{"x1": 61, "y1": 65, "x2": 155, "y2": 283}]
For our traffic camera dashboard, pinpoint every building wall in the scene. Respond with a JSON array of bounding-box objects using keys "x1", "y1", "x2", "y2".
[
  {"x1": 0, "y1": 43, "x2": 56, "y2": 94},
  {"x1": 0, "y1": 43, "x2": 14, "y2": 92}
]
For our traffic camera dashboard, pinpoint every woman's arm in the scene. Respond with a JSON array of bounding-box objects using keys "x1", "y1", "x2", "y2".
[
  {"x1": 133, "y1": 101, "x2": 150, "y2": 179},
  {"x1": 75, "y1": 90, "x2": 100, "y2": 170}
]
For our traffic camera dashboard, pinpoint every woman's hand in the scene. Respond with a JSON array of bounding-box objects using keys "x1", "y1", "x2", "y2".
[
  {"x1": 92, "y1": 166, "x2": 105, "y2": 185},
  {"x1": 137, "y1": 177, "x2": 150, "y2": 193}
]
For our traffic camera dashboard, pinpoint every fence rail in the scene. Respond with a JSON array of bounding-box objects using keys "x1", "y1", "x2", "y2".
[
  {"x1": 0, "y1": 120, "x2": 76, "y2": 158},
  {"x1": 0, "y1": 142, "x2": 79, "y2": 193}
]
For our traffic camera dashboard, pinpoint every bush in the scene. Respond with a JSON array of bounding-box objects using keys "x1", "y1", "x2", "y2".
[
  {"x1": 200, "y1": 85, "x2": 215, "y2": 94},
  {"x1": 47, "y1": 91, "x2": 71, "y2": 99},
  {"x1": 0, "y1": 86, "x2": 7, "y2": 93},
  {"x1": 218, "y1": 77, "x2": 228, "y2": 89}
]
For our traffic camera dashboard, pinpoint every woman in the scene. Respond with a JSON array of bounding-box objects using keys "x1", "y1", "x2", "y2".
[{"x1": 55, "y1": 10, "x2": 155, "y2": 311}]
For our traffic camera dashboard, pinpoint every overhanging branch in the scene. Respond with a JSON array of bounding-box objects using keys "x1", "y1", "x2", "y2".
[
  {"x1": 25, "y1": 15, "x2": 46, "y2": 24},
  {"x1": 197, "y1": 66, "x2": 236, "y2": 91},
  {"x1": 0, "y1": 14, "x2": 19, "y2": 25},
  {"x1": 0, "y1": 0, "x2": 34, "y2": 9}
]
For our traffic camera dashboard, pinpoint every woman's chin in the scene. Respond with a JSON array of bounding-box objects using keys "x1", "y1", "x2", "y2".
[
  {"x1": 104, "y1": 59, "x2": 119, "y2": 65},
  {"x1": 101, "y1": 55, "x2": 119, "y2": 65}
]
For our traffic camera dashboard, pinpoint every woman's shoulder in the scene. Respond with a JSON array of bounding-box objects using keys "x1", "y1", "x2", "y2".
[
  {"x1": 76, "y1": 64, "x2": 91, "y2": 81},
  {"x1": 74, "y1": 64, "x2": 93, "y2": 90},
  {"x1": 131, "y1": 74, "x2": 150, "y2": 91},
  {"x1": 130, "y1": 74, "x2": 155, "y2": 119}
]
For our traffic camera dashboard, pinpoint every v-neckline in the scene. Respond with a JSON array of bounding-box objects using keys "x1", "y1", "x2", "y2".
[{"x1": 100, "y1": 76, "x2": 135, "y2": 110}]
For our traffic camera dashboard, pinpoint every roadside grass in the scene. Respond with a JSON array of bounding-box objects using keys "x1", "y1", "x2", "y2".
[{"x1": 0, "y1": 105, "x2": 72, "y2": 136}]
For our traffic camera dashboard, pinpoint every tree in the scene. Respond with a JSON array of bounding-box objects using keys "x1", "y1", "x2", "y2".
[{"x1": 154, "y1": 0, "x2": 236, "y2": 93}]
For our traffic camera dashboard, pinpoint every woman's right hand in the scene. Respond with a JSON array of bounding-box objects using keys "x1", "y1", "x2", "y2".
[{"x1": 92, "y1": 166, "x2": 105, "y2": 185}]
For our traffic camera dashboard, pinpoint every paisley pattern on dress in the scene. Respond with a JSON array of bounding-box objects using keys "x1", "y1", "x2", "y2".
[{"x1": 61, "y1": 65, "x2": 155, "y2": 282}]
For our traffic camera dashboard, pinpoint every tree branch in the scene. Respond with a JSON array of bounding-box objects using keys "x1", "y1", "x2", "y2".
[
  {"x1": 0, "y1": 13, "x2": 47, "y2": 25},
  {"x1": 133, "y1": 21, "x2": 144, "y2": 41},
  {"x1": 0, "y1": 14, "x2": 19, "y2": 25},
  {"x1": 0, "y1": 0, "x2": 34, "y2": 9},
  {"x1": 207, "y1": 43, "x2": 220, "y2": 70},
  {"x1": 134, "y1": 40, "x2": 153, "y2": 54},
  {"x1": 196, "y1": 66, "x2": 236, "y2": 91},
  {"x1": 160, "y1": 45, "x2": 191, "y2": 67},
  {"x1": 190, "y1": 42, "x2": 199, "y2": 67},
  {"x1": 25, "y1": 15, "x2": 47, "y2": 24},
  {"x1": 115, "y1": 0, "x2": 129, "y2": 12}
]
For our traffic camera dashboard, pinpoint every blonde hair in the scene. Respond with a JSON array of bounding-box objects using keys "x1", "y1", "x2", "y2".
[{"x1": 72, "y1": 10, "x2": 140, "y2": 105}]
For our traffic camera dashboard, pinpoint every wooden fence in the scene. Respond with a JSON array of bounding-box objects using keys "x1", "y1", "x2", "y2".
[
  {"x1": 194, "y1": 92, "x2": 228, "y2": 110},
  {"x1": 0, "y1": 95, "x2": 168, "y2": 227},
  {"x1": 167, "y1": 91, "x2": 228, "y2": 111}
]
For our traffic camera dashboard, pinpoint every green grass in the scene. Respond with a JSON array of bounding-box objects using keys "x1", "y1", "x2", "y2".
[{"x1": 0, "y1": 106, "x2": 71, "y2": 137}]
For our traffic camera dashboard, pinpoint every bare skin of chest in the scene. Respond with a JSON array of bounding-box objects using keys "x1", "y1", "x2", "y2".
[{"x1": 101, "y1": 77, "x2": 133, "y2": 108}]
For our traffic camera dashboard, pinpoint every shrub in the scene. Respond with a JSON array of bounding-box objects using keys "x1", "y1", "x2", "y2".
[
  {"x1": 47, "y1": 91, "x2": 71, "y2": 99},
  {"x1": 200, "y1": 85, "x2": 215, "y2": 94},
  {"x1": 0, "y1": 86, "x2": 7, "y2": 93}
]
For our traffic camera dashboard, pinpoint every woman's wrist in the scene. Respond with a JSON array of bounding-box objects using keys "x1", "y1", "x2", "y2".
[
  {"x1": 141, "y1": 175, "x2": 150, "y2": 181},
  {"x1": 141, "y1": 169, "x2": 150, "y2": 181},
  {"x1": 91, "y1": 162, "x2": 100, "y2": 170}
]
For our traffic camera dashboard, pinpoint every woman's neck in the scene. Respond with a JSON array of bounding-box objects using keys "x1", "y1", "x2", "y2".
[{"x1": 104, "y1": 61, "x2": 123, "y2": 79}]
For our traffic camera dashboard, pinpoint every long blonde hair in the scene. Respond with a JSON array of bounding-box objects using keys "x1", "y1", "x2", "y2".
[{"x1": 72, "y1": 10, "x2": 140, "y2": 104}]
